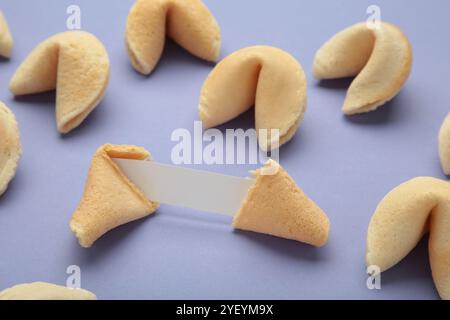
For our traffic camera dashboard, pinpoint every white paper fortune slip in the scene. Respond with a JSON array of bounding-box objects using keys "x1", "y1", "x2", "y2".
[{"x1": 114, "y1": 159, "x2": 255, "y2": 216}]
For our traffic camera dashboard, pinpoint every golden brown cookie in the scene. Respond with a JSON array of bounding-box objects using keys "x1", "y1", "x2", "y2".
[
  {"x1": 70, "y1": 144, "x2": 159, "y2": 248},
  {"x1": 126, "y1": 0, "x2": 221, "y2": 75},
  {"x1": 0, "y1": 282, "x2": 96, "y2": 300},
  {"x1": 199, "y1": 46, "x2": 307, "y2": 151},
  {"x1": 313, "y1": 22, "x2": 412, "y2": 115},
  {"x1": 366, "y1": 177, "x2": 450, "y2": 299},
  {"x1": 233, "y1": 160, "x2": 330, "y2": 247},
  {"x1": 10, "y1": 31, "x2": 110, "y2": 133}
]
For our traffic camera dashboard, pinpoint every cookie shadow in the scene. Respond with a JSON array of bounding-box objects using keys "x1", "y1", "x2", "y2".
[
  {"x1": 379, "y1": 236, "x2": 438, "y2": 298},
  {"x1": 59, "y1": 98, "x2": 109, "y2": 140},
  {"x1": 278, "y1": 128, "x2": 307, "y2": 159},
  {"x1": 130, "y1": 38, "x2": 216, "y2": 78},
  {"x1": 13, "y1": 91, "x2": 56, "y2": 105},
  {"x1": 317, "y1": 77, "x2": 354, "y2": 90},
  {"x1": 214, "y1": 107, "x2": 255, "y2": 132},
  {"x1": 13, "y1": 90, "x2": 109, "y2": 139},
  {"x1": 317, "y1": 77, "x2": 408, "y2": 126},
  {"x1": 232, "y1": 229, "x2": 329, "y2": 262},
  {"x1": 71, "y1": 213, "x2": 157, "y2": 265},
  {"x1": 343, "y1": 93, "x2": 406, "y2": 126},
  {"x1": 0, "y1": 56, "x2": 11, "y2": 64}
]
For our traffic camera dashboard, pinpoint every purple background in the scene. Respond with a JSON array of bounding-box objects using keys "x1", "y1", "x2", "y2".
[{"x1": 0, "y1": 0, "x2": 448, "y2": 299}]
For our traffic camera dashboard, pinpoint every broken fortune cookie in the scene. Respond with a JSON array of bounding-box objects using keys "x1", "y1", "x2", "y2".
[
  {"x1": 199, "y1": 46, "x2": 307, "y2": 151},
  {"x1": 233, "y1": 160, "x2": 330, "y2": 247},
  {"x1": 313, "y1": 22, "x2": 412, "y2": 115},
  {"x1": 9, "y1": 31, "x2": 110, "y2": 134},
  {"x1": 70, "y1": 145, "x2": 330, "y2": 248},
  {"x1": 126, "y1": 0, "x2": 221, "y2": 75},
  {"x1": 70, "y1": 144, "x2": 159, "y2": 248}
]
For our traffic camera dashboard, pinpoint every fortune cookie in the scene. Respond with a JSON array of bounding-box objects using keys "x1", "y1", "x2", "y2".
[
  {"x1": 126, "y1": 0, "x2": 221, "y2": 75},
  {"x1": 199, "y1": 46, "x2": 307, "y2": 151},
  {"x1": 0, "y1": 282, "x2": 96, "y2": 300},
  {"x1": 313, "y1": 22, "x2": 412, "y2": 115},
  {"x1": 70, "y1": 144, "x2": 159, "y2": 248},
  {"x1": 234, "y1": 160, "x2": 330, "y2": 247},
  {"x1": 0, "y1": 11, "x2": 12, "y2": 58},
  {"x1": 366, "y1": 177, "x2": 450, "y2": 299},
  {"x1": 0, "y1": 102, "x2": 21, "y2": 197},
  {"x1": 439, "y1": 113, "x2": 450, "y2": 175},
  {"x1": 9, "y1": 31, "x2": 110, "y2": 134}
]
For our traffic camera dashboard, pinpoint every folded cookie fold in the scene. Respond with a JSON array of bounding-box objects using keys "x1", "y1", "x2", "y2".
[
  {"x1": 0, "y1": 11, "x2": 13, "y2": 58},
  {"x1": 0, "y1": 102, "x2": 21, "y2": 196},
  {"x1": 233, "y1": 160, "x2": 330, "y2": 247},
  {"x1": 199, "y1": 46, "x2": 307, "y2": 151},
  {"x1": 439, "y1": 113, "x2": 450, "y2": 175},
  {"x1": 313, "y1": 22, "x2": 412, "y2": 115},
  {"x1": 0, "y1": 282, "x2": 96, "y2": 300},
  {"x1": 9, "y1": 31, "x2": 110, "y2": 133},
  {"x1": 70, "y1": 144, "x2": 159, "y2": 248},
  {"x1": 366, "y1": 177, "x2": 450, "y2": 300},
  {"x1": 126, "y1": 0, "x2": 221, "y2": 75}
]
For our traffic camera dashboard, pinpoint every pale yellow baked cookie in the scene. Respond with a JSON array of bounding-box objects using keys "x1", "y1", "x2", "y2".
[
  {"x1": 439, "y1": 113, "x2": 450, "y2": 175},
  {"x1": 126, "y1": 0, "x2": 221, "y2": 75},
  {"x1": 0, "y1": 102, "x2": 21, "y2": 197},
  {"x1": 313, "y1": 22, "x2": 412, "y2": 115},
  {"x1": 9, "y1": 31, "x2": 110, "y2": 134},
  {"x1": 0, "y1": 282, "x2": 96, "y2": 300},
  {"x1": 366, "y1": 177, "x2": 450, "y2": 299},
  {"x1": 0, "y1": 11, "x2": 13, "y2": 58},
  {"x1": 199, "y1": 46, "x2": 307, "y2": 151},
  {"x1": 70, "y1": 144, "x2": 159, "y2": 248},
  {"x1": 233, "y1": 160, "x2": 330, "y2": 247}
]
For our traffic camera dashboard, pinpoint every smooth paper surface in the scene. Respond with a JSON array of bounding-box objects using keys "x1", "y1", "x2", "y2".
[{"x1": 114, "y1": 159, "x2": 255, "y2": 216}]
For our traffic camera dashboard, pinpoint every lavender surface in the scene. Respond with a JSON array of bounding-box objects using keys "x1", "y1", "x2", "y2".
[{"x1": 0, "y1": 0, "x2": 447, "y2": 299}]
